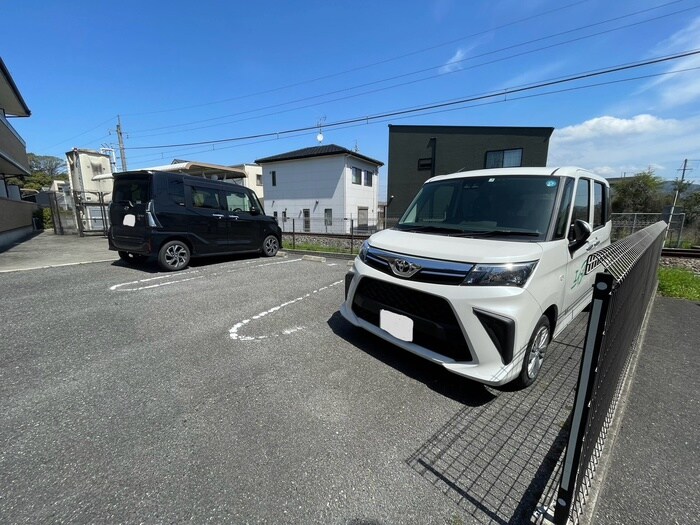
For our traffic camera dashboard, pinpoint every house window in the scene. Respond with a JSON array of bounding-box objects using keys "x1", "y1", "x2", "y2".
[
  {"x1": 485, "y1": 148, "x2": 523, "y2": 169},
  {"x1": 282, "y1": 210, "x2": 287, "y2": 222},
  {"x1": 352, "y1": 167, "x2": 361, "y2": 185},
  {"x1": 256, "y1": 174, "x2": 262, "y2": 186},
  {"x1": 303, "y1": 209, "x2": 310, "y2": 232},
  {"x1": 417, "y1": 158, "x2": 433, "y2": 171},
  {"x1": 363, "y1": 170, "x2": 373, "y2": 187},
  {"x1": 324, "y1": 208, "x2": 332, "y2": 226},
  {"x1": 273, "y1": 211, "x2": 278, "y2": 221},
  {"x1": 271, "y1": 170, "x2": 277, "y2": 186},
  {"x1": 358, "y1": 207, "x2": 369, "y2": 229}
]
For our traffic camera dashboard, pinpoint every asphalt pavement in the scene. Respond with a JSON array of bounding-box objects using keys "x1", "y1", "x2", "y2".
[{"x1": 0, "y1": 232, "x2": 700, "y2": 525}]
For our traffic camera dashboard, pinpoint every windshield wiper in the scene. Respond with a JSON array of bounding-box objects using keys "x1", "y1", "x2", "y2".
[
  {"x1": 397, "y1": 225, "x2": 465, "y2": 234},
  {"x1": 462, "y1": 230, "x2": 541, "y2": 237}
]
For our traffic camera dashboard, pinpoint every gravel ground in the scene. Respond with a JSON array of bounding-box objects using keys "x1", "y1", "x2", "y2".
[{"x1": 659, "y1": 256, "x2": 700, "y2": 275}]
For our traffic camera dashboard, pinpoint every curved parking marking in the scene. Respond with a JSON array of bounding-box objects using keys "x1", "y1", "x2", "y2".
[
  {"x1": 229, "y1": 280, "x2": 343, "y2": 341},
  {"x1": 110, "y1": 258, "x2": 303, "y2": 292}
]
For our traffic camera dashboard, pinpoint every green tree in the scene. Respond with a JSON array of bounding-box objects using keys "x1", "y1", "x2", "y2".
[
  {"x1": 7, "y1": 153, "x2": 68, "y2": 191},
  {"x1": 681, "y1": 191, "x2": 700, "y2": 224},
  {"x1": 611, "y1": 168, "x2": 664, "y2": 213},
  {"x1": 27, "y1": 153, "x2": 67, "y2": 179}
]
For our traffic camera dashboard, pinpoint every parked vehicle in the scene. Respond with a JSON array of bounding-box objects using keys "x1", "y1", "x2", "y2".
[
  {"x1": 108, "y1": 170, "x2": 282, "y2": 271},
  {"x1": 340, "y1": 167, "x2": 611, "y2": 388}
]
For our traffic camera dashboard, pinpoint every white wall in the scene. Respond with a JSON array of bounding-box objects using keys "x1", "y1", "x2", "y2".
[{"x1": 261, "y1": 153, "x2": 380, "y2": 233}]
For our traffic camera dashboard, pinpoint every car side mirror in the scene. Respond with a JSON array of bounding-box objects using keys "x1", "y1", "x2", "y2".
[
  {"x1": 568, "y1": 219, "x2": 592, "y2": 253},
  {"x1": 249, "y1": 206, "x2": 261, "y2": 216}
]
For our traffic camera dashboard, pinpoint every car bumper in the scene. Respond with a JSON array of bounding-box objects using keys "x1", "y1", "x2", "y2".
[{"x1": 340, "y1": 259, "x2": 544, "y2": 386}]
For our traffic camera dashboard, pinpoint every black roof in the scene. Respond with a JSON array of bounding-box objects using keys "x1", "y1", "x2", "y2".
[{"x1": 255, "y1": 144, "x2": 383, "y2": 166}]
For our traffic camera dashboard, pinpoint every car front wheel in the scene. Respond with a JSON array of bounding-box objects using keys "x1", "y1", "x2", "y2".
[
  {"x1": 261, "y1": 235, "x2": 279, "y2": 257},
  {"x1": 514, "y1": 315, "x2": 550, "y2": 388},
  {"x1": 158, "y1": 240, "x2": 190, "y2": 271}
]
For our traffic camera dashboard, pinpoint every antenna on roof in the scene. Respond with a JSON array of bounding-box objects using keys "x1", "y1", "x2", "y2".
[
  {"x1": 316, "y1": 116, "x2": 326, "y2": 144},
  {"x1": 354, "y1": 140, "x2": 359, "y2": 152}
]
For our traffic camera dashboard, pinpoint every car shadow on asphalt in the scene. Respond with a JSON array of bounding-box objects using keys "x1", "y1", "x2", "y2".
[
  {"x1": 110, "y1": 252, "x2": 265, "y2": 273},
  {"x1": 326, "y1": 311, "x2": 496, "y2": 407}
]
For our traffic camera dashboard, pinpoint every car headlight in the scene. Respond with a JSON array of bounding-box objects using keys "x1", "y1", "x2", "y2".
[
  {"x1": 463, "y1": 261, "x2": 538, "y2": 287},
  {"x1": 358, "y1": 240, "x2": 370, "y2": 263}
]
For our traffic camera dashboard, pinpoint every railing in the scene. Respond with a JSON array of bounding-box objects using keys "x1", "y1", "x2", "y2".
[
  {"x1": 553, "y1": 221, "x2": 666, "y2": 524},
  {"x1": 278, "y1": 216, "x2": 401, "y2": 254},
  {"x1": 611, "y1": 212, "x2": 684, "y2": 245}
]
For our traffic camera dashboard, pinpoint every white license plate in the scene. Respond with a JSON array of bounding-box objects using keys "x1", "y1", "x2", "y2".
[
  {"x1": 122, "y1": 214, "x2": 136, "y2": 227},
  {"x1": 380, "y1": 309, "x2": 413, "y2": 342}
]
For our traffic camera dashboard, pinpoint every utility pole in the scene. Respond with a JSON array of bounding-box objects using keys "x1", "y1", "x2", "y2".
[
  {"x1": 116, "y1": 115, "x2": 128, "y2": 172},
  {"x1": 665, "y1": 159, "x2": 689, "y2": 246}
]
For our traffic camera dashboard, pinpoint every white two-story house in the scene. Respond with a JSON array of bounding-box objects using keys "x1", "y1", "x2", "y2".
[{"x1": 255, "y1": 144, "x2": 383, "y2": 234}]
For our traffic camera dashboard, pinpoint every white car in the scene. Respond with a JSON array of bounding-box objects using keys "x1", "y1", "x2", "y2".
[{"x1": 340, "y1": 167, "x2": 611, "y2": 388}]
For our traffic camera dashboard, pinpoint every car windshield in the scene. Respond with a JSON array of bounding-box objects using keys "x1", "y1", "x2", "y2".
[
  {"x1": 112, "y1": 176, "x2": 150, "y2": 206},
  {"x1": 397, "y1": 175, "x2": 561, "y2": 240}
]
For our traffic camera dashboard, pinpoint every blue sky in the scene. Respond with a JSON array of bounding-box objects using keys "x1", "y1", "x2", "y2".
[{"x1": 4, "y1": 0, "x2": 700, "y2": 198}]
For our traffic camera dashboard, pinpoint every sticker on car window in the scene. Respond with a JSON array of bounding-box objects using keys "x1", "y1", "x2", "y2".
[{"x1": 546, "y1": 180, "x2": 557, "y2": 188}]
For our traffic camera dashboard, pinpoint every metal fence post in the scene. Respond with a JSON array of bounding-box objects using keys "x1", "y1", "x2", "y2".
[
  {"x1": 554, "y1": 272, "x2": 614, "y2": 524},
  {"x1": 350, "y1": 219, "x2": 354, "y2": 254},
  {"x1": 292, "y1": 218, "x2": 296, "y2": 249}
]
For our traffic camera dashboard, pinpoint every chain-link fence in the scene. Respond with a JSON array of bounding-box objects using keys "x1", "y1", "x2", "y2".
[
  {"x1": 279, "y1": 216, "x2": 401, "y2": 254},
  {"x1": 611, "y1": 212, "x2": 685, "y2": 246}
]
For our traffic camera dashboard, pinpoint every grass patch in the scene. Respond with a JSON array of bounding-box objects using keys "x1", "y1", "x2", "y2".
[{"x1": 658, "y1": 267, "x2": 700, "y2": 301}]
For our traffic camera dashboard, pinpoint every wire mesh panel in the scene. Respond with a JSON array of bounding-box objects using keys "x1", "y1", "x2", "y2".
[{"x1": 554, "y1": 221, "x2": 665, "y2": 524}]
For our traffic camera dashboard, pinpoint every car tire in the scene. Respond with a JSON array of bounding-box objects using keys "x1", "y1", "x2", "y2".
[
  {"x1": 118, "y1": 251, "x2": 147, "y2": 264},
  {"x1": 514, "y1": 315, "x2": 550, "y2": 389},
  {"x1": 261, "y1": 234, "x2": 279, "y2": 257},
  {"x1": 158, "y1": 240, "x2": 190, "y2": 271}
]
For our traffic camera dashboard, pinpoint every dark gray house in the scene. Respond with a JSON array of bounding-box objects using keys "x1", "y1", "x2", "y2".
[{"x1": 386, "y1": 125, "x2": 554, "y2": 217}]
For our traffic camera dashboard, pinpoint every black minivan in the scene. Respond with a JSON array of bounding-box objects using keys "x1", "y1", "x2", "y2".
[{"x1": 108, "y1": 170, "x2": 282, "y2": 271}]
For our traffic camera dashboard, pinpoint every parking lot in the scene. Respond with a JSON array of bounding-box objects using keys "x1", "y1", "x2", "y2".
[{"x1": 1, "y1": 238, "x2": 584, "y2": 524}]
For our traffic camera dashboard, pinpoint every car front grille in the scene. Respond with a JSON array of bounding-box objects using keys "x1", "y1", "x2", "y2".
[{"x1": 352, "y1": 276, "x2": 472, "y2": 362}]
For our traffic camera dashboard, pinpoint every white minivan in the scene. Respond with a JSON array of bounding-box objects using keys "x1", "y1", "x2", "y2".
[{"x1": 340, "y1": 167, "x2": 611, "y2": 388}]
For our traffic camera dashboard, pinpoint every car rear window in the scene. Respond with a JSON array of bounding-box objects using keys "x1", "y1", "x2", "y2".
[{"x1": 113, "y1": 177, "x2": 150, "y2": 205}]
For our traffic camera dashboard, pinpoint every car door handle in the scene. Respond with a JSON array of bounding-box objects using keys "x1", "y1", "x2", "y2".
[
  {"x1": 229, "y1": 215, "x2": 239, "y2": 220},
  {"x1": 586, "y1": 239, "x2": 600, "y2": 251},
  {"x1": 212, "y1": 213, "x2": 224, "y2": 218}
]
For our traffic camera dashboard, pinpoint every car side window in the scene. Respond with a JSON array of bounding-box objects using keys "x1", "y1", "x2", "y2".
[
  {"x1": 569, "y1": 178, "x2": 590, "y2": 241},
  {"x1": 191, "y1": 187, "x2": 222, "y2": 209},
  {"x1": 223, "y1": 189, "x2": 252, "y2": 213},
  {"x1": 168, "y1": 179, "x2": 185, "y2": 206},
  {"x1": 553, "y1": 178, "x2": 574, "y2": 240},
  {"x1": 593, "y1": 181, "x2": 605, "y2": 229}
]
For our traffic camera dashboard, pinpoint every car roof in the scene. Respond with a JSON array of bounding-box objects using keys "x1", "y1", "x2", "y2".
[{"x1": 427, "y1": 166, "x2": 609, "y2": 185}]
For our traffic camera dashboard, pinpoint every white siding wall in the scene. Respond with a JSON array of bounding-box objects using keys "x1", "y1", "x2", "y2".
[
  {"x1": 344, "y1": 157, "x2": 379, "y2": 226},
  {"x1": 261, "y1": 153, "x2": 379, "y2": 233}
]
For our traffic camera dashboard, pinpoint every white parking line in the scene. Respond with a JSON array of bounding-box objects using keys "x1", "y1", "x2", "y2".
[
  {"x1": 109, "y1": 258, "x2": 303, "y2": 292},
  {"x1": 229, "y1": 280, "x2": 343, "y2": 341}
]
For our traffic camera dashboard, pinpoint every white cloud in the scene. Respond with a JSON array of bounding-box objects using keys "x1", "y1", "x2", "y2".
[
  {"x1": 548, "y1": 114, "x2": 700, "y2": 180},
  {"x1": 641, "y1": 16, "x2": 700, "y2": 109},
  {"x1": 440, "y1": 48, "x2": 468, "y2": 74}
]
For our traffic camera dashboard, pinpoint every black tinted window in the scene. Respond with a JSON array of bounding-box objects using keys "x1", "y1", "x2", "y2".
[
  {"x1": 191, "y1": 187, "x2": 221, "y2": 209},
  {"x1": 113, "y1": 177, "x2": 149, "y2": 204},
  {"x1": 593, "y1": 182, "x2": 604, "y2": 228},
  {"x1": 168, "y1": 179, "x2": 185, "y2": 206}
]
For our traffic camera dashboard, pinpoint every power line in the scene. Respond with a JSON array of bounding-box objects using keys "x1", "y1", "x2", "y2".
[
  {"x1": 123, "y1": 64, "x2": 700, "y2": 167},
  {"x1": 124, "y1": 49, "x2": 700, "y2": 151},
  {"x1": 125, "y1": 0, "x2": 697, "y2": 138},
  {"x1": 122, "y1": 0, "x2": 595, "y2": 118}
]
